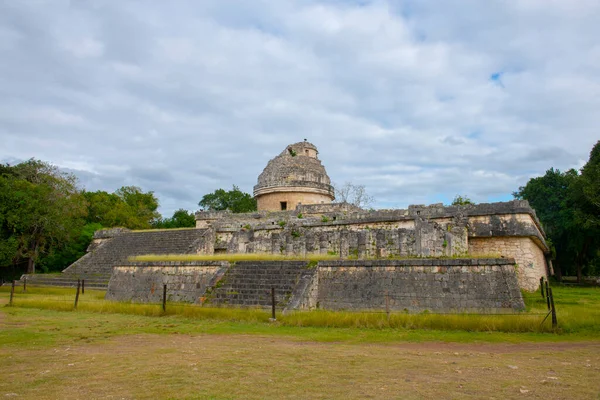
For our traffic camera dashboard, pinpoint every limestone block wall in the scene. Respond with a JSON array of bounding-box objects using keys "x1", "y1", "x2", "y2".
[
  {"x1": 105, "y1": 261, "x2": 227, "y2": 303},
  {"x1": 468, "y1": 237, "x2": 547, "y2": 291},
  {"x1": 105, "y1": 259, "x2": 524, "y2": 312},
  {"x1": 256, "y1": 190, "x2": 333, "y2": 211},
  {"x1": 216, "y1": 218, "x2": 467, "y2": 260},
  {"x1": 309, "y1": 259, "x2": 524, "y2": 312}
]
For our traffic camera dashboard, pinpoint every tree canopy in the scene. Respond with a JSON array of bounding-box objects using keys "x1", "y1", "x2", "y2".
[
  {"x1": 0, "y1": 159, "x2": 166, "y2": 277},
  {"x1": 514, "y1": 140, "x2": 600, "y2": 280},
  {"x1": 84, "y1": 186, "x2": 160, "y2": 229},
  {"x1": 199, "y1": 186, "x2": 257, "y2": 213},
  {"x1": 153, "y1": 209, "x2": 196, "y2": 229},
  {"x1": 0, "y1": 159, "x2": 87, "y2": 275}
]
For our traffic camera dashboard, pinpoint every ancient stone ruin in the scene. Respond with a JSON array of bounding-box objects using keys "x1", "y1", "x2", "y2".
[
  {"x1": 64, "y1": 141, "x2": 551, "y2": 312},
  {"x1": 253, "y1": 140, "x2": 335, "y2": 211}
]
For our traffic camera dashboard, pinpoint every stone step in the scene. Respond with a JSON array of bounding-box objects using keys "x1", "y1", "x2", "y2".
[
  {"x1": 25, "y1": 283, "x2": 108, "y2": 290},
  {"x1": 18, "y1": 274, "x2": 110, "y2": 289},
  {"x1": 23, "y1": 277, "x2": 109, "y2": 283},
  {"x1": 218, "y1": 284, "x2": 296, "y2": 292},
  {"x1": 214, "y1": 288, "x2": 293, "y2": 295},
  {"x1": 219, "y1": 277, "x2": 298, "y2": 284},
  {"x1": 225, "y1": 270, "x2": 306, "y2": 276},
  {"x1": 208, "y1": 299, "x2": 285, "y2": 307}
]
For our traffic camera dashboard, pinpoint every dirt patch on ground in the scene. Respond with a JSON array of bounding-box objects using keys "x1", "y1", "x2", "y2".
[{"x1": 3, "y1": 333, "x2": 599, "y2": 399}]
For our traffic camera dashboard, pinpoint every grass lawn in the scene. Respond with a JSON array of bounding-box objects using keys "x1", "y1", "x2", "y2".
[{"x1": 1, "y1": 285, "x2": 599, "y2": 399}]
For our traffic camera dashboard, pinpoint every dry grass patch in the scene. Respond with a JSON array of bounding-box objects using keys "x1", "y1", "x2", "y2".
[{"x1": 1, "y1": 332, "x2": 599, "y2": 399}]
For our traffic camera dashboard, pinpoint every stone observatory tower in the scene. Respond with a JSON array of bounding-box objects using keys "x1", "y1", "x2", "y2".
[{"x1": 253, "y1": 140, "x2": 335, "y2": 211}]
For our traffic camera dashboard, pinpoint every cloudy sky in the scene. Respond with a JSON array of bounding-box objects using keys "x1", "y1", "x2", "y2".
[{"x1": 1, "y1": 0, "x2": 598, "y2": 216}]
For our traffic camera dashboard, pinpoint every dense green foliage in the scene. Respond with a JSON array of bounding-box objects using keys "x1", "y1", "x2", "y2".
[
  {"x1": 0, "y1": 160, "x2": 87, "y2": 277},
  {"x1": 0, "y1": 159, "x2": 173, "y2": 277},
  {"x1": 84, "y1": 186, "x2": 160, "y2": 229},
  {"x1": 514, "y1": 141, "x2": 600, "y2": 279},
  {"x1": 0, "y1": 159, "x2": 258, "y2": 276},
  {"x1": 152, "y1": 209, "x2": 196, "y2": 229},
  {"x1": 199, "y1": 185, "x2": 257, "y2": 213}
]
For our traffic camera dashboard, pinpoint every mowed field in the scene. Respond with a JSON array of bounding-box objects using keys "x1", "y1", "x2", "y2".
[{"x1": 1, "y1": 287, "x2": 599, "y2": 399}]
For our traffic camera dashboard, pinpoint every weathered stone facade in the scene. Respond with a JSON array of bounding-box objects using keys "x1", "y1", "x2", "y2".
[
  {"x1": 253, "y1": 141, "x2": 335, "y2": 211},
  {"x1": 194, "y1": 200, "x2": 549, "y2": 291},
  {"x1": 105, "y1": 258, "x2": 525, "y2": 313},
  {"x1": 106, "y1": 262, "x2": 227, "y2": 303},
  {"x1": 308, "y1": 259, "x2": 524, "y2": 312}
]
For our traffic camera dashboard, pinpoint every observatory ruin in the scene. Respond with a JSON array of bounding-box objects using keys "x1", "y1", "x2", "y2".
[{"x1": 62, "y1": 141, "x2": 550, "y2": 312}]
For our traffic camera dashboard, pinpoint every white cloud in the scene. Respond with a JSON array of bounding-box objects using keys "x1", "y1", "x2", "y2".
[
  {"x1": 0, "y1": 0, "x2": 598, "y2": 216},
  {"x1": 61, "y1": 37, "x2": 104, "y2": 58}
]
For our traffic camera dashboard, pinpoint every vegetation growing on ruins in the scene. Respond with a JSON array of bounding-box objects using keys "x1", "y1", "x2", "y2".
[
  {"x1": 129, "y1": 253, "x2": 504, "y2": 263},
  {"x1": 514, "y1": 140, "x2": 600, "y2": 280},
  {"x1": 451, "y1": 194, "x2": 474, "y2": 206},
  {"x1": 131, "y1": 253, "x2": 341, "y2": 262}
]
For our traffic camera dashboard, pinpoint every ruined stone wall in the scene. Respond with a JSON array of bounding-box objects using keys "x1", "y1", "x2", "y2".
[
  {"x1": 310, "y1": 259, "x2": 524, "y2": 312},
  {"x1": 105, "y1": 259, "x2": 525, "y2": 312},
  {"x1": 215, "y1": 216, "x2": 468, "y2": 260},
  {"x1": 256, "y1": 190, "x2": 333, "y2": 212},
  {"x1": 105, "y1": 261, "x2": 227, "y2": 303},
  {"x1": 63, "y1": 228, "x2": 213, "y2": 276},
  {"x1": 468, "y1": 237, "x2": 547, "y2": 291},
  {"x1": 191, "y1": 201, "x2": 548, "y2": 291}
]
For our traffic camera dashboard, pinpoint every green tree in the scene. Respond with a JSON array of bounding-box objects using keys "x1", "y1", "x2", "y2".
[
  {"x1": 38, "y1": 222, "x2": 103, "y2": 273},
  {"x1": 451, "y1": 195, "x2": 474, "y2": 206},
  {"x1": 199, "y1": 185, "x2": 257, "y2": 213},
  {"x1": 84, "y1": 186, "x2": 160, "y2": 229},
  {"x1": 569, "y1": 140, "x2": 600, "y2": 280},
  {"x1": 153, "y1": 209, "x2": 196, "y2": 229},
  {"x1": 513, "y1": 168, "x2": 580, "y2": 280},
  {"x1": 0, "y1": 159, "x2": 87, "y2": 275}
]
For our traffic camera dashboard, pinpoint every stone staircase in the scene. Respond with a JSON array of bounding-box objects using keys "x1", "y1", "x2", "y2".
[
  {"x1": 207, "y1": 261, "x2": 310, "y2": 308},
  {"x1": 64, "y1": 228, "x2": 210, "y2": 276},
  {"x1": 17, "y1": 273, "x2": 111, "y2": 290}
]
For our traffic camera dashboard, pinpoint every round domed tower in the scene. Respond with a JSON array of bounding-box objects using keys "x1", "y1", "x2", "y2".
[{"x1": 254, "y1": 140, "x2": 335, "y2": 211}]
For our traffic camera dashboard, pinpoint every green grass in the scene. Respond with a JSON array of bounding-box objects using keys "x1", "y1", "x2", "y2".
[
  {"x1": 2, "y1": 284, "x2": 599, "y2": 339},
  {"x1": 130, "y1": 252, "x2": 505, "y2": 262},
  {"x1": 131, "y1": 253, "x2": 341, "y2": 262},
  {"x1": 1, "y1": 308, "x2": 598, "y2": 400}
]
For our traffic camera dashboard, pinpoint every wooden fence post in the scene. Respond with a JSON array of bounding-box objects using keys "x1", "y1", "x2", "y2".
[
  {"x1": 9, "y1": 280, "x2": 15, "y2": 306},
  {"x1": 162, "y1": 284, "x2": 167, "y2": 313},
  {"x1": 549, "y1": 287, "x2": 558, "y2": 329},
  {"x1": 74, "y1": 279, "x2": 81, "y2": 309},
  {"x1": 385, "y1": 290, "x2": 390, "y2": 320},
  {"x1": 23, "y1": 276, "x2": 27, "y2": 293},
  {"x1": 540, "y1": 277, "x2": 545, "y2": 298},
  {"x1": 271, "y1": 287, "x2": 276, "y2": 320},
  {"x1": 82, "y1": 279, "x2": 85, "y2": 295},
  {"x1": 545, "y1": 281, "x2": 550, "y2": 310}
]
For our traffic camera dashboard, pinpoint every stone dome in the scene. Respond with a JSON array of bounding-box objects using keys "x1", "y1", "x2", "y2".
[{"x1": 253, "y1": 141, "x2": 335, "y2": 211}]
